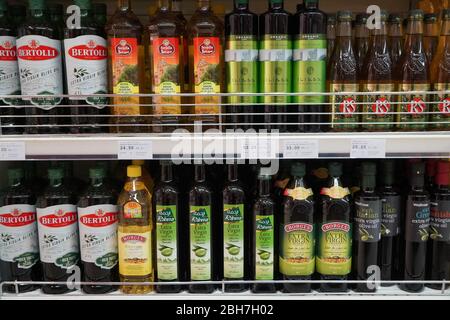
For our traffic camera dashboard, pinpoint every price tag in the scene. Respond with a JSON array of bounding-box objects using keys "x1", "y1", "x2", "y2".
[
  {"x1": 350, "y1": 139, "x2": 386, "y2": 159},
  {"x1": 0, "y1": 142, "x2": 26, "y2": 161},
  {"x1": 118, "y1": 141, "x2": 153, "y2": 160},
  {"x1": 283, "y1": 140, "x2": 319, "y2": 159},
  {"x1": 240, "y1": 138, "x2": 277, "y2": 159}
]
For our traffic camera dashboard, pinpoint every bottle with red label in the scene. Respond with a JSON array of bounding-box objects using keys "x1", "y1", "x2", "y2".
[
  {"x1": 77, "y1": 167, "x2": 119, "y2": 294},
  {"x1": 396, "y1": 10, "x2": 430, "y2": 131},
  {"x1": 64, "y1": 0, "x2": 109, "y2": 134},
  {"x1": 188, "y1": 0, "x2": 224, "y2": 130},
  {"x1": 0, "y1": 0, "x2": 23, "y2": 135},
  {"x1": 0, "y1": 168, "x2": 40, "y2": 293},
  {"x1": 36, "y1": 167, "x2": 79, "y2": 294},
  {"x1": 16, "y1": 0, "x2": 64, "y2": 134},
  {"x1": 146, "y1": 0, "x2": 186, "y2": 133}
]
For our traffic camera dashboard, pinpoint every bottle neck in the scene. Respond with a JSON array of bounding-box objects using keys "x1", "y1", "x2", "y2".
[
  {"x1": 161, "y1": 164, "x2": 173, "y2": 182},
  {"x1": 411, "y1": 175, "x2": 425, "y2": 190},
  {"x1": 425, "y1": 21, "x2": 439, "y2": 37},
  {"x1": 259, "y1": 179, "x2": 271, "y2": 197},
  {"x1": 355, "y1": 24, "x2": 368, "y2": 38},
  {"x1": 91, "y1": 177, "x2": 104, "y2": 187},
  {"x1": 269, "y1": 1, "x2": 283, "y2": 10},
  {"x1": 8, "y1": 178, "x2": 22, "y2": 188},
  {"x1": 389, "y1": 23, "x2": 403, "y2": 37},
  {"x1": 361, "y1": 175, "x2": 376, "y2": 192},
  {"x1": 328, "y1": 176, "x2": 343, "y2": 187},
  {"x1": 50, "y1": 178, "x2": 63, "y2": 187},
  {"x1": 406, "y1": 19, "x2": 424, "y2": 36},
  {"x1": 118, "y1": 0, "x2": 131, "y2": 11},
  {"x1": 405, "y1": 20, "x2": 424, "y2": 52},
  {"x1": 372, "y1": 21, "x2": 388, "y2": 37},
  {"x1": 195, "y1": 165, "x2": 206, "y2": 183},
  {"x1": 29, "y1": 8, "x2": 45, "y2": 18},
  {"x1": 228, "y1": 165, "x2": 238, "y2": 182},
  {"x1": 172, "y1": 0, "x2": 182, "y2": 12},
  {"x1": 159, "y1": 0, "x2": 171, "y2": 11},
  {"x1": 0, "y1": 10, "x2": 6, "y2": 19},
  {"x1": 197, "y1": 0, "x2": 211, "y2": 10},
  {"x1": 291, "y1": 176, "x2": 306, "y2": 188},
  {"x1": 337, "y1": 21, "x2": 352, "y2": 38},
  {"x1": 441, "y1": 20, "x2": 450, "y2": 51}
]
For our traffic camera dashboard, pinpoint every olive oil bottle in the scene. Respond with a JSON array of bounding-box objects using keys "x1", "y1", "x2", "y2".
[{"x1": 117, "y1": 165, "x2": 154, "y2": 294}]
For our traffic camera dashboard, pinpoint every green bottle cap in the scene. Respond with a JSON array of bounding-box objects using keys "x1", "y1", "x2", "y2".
[
  {"x1": 0, "y1": 0, "x2": 7, "y2": 12},
  {"x1": 443, "y1": 9, "x2": 450, "y2": 20},
  {"x1": 304, "y1": 0, "x2": 318, "y2": 4},
  {"x1": 408, "y1": 9, "x2": 424, "y2": 21},
  {"x1": 28, "y1": 0, "x2": 45, "y2": 10},
  {"x1": 388, "y1": 13, "x2": 402, "y2": 24},
  {"x1": 8, "y1": 168, "x2": 24, "y2": 184},
  {"x1": 291, "y1": 163, "x2": 306, "y2": 177},
  {"x1": 270, "y1": 0, "x2": 283, "y2": 4},
  {"x1": 74, "y1": 0, "x2": 92, "y2": 11},
  {"x1": 355, "y1": 13, "x2": 368, "y2": 25},
  {"x1": 48, "y1": 167, "x2": 64, "y2": 180},
  {"x1": 89, "y1": 167, "x2": 105, "y2": 179},
  {"x1": 236, "y1": 0, "x2": 249, "y2": 4},
  {"x1": 337, "y1": 11, "x2": 353, "y2": 22},
  {"x1": 361, "y1": 162, "x2": 377, "y2": 176},
  {"x1": 424, "y1": 13, "x2": 437, "y2": 23},
  {"x1": 328, "y1": 162, "x2": 343, "y2": 177}
]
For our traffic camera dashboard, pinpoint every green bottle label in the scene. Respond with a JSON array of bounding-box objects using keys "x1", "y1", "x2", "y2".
[
  {"x1": 223, "y1": 204, "x2": 244, "y2": 279},
  {"x1": 259, "y1": 35, "x2": 292, "y2": 105},
  {"x1": 293, "y1": 34, "x2": 326, "y2": 104},
  {"x1": 316, "y1": 222, "x2": 352, "y2": 276},
  {"x1": 279, "y1": 222, "x2": 315, "y2": 276},
  {"x1": 255, "y1": 215, "x2": 274, "y2": 280},
  {"x1": 190, "y1": 205, "x2": 212, "y2": 281},
  {"x1": 225, "y1": 35, "x2": 258, "y2": 104},
  {"x1": 156, "y1": 205, "x2": 178, "y2": 281}
]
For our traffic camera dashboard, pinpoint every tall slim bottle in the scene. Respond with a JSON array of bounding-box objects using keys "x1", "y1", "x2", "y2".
[
  {"x1": 146, "y1": 0, "x2": 185, "y2": 133},
  {"x1": 17, "y1": 0, "x2": 64, "y2": 134},
  {"x1": 189, "y1": 164, "x2": 215, "y2": 293},
  {"x1": 117, "y1": 165, "x2": 153, "y2": 294},
  {"x1": 93, "y1": 3, "x2": 108, "y2": 27},
  {"x1": 106, "y1": 0, "x2": 146, "y2": 133},
  {"x1": 353, "y1": 162, "x2": 382, "y2": 292},
  {"x1": 328, "y1": 11, "x2": 359, "y2": 131},
  {"x1": 188, "y1": 0, "x2": 224, "y2": 130},
  {"x1": 252, "y1": 171, "x2": 277, "y2": 293},
  {"x1": 171, "y1": 0, "x2": 188, "y2": 93},
  {"x1": 225, "y1": 0, "x2": 258, "y2": 130},
  {"x1": 388, "y1": 14, "x2": 404, "y2": 66},
  {"x1": 293, "y1": 0, "x2": 327, "y2": 132},
  {"x1": 354, "y1": 13, "x2": 369, "y2": 73},
  {"x1": 259, "y1": 0, "x2": 292, "y2": 132},
  {"x1": 401, "y1": 162, "x2": 430, "y2": 293},
  {"x1": 430, "y1": 10, "x2": 450, "y2": 131},
  {"x1": 154, "y1": 161, "x2": 182, "y2": 293},
  {"x1": 222, "y1": 164, "x2": 248, "y2": 292},
  {"x1": 396, "y1": 10, "x2": 430, "y2": 131},
  {"x1": 326, "y1": 15, "x2": 336, "y2": 63},
  {"x1": 317, "y1": 162, "x2": 352, "y2": 292},
  {"x1": 280, "y1": 163, "x2": 315, "y2": 293},
  {"x1": 0, "y1": 168, "x2": 40, "y2": 293},
  {"x1": 424, "y1": 13, "x2": 439, "y2": 62},
  {"x1": 361, "y1": 11, "x2": 394, "y2": 132}
]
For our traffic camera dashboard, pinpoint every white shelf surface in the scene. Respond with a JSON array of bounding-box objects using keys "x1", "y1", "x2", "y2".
[{"x1": 0, "y1": 132, "x2": 449, "y2": 160}]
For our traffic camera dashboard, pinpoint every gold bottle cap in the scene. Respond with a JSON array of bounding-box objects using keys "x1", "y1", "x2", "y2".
[{"x1": 127, "y1": 165, "x2": 142, "y2": 178}]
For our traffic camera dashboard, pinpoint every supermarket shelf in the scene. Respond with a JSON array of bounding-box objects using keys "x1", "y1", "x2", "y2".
[{"x1": 0, "y1": 132, "x2": 449, "y2": 160}]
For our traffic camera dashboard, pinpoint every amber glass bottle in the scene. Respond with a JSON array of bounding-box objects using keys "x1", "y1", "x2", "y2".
[
  {"x1": 388, "y1": 14, "x2": 404, "y2": 67},
  {"x1": 424, "y1": 13, "x2": 439, "y2": 63},
  {"x1": 354, "y1": 13, "x2": 369, "y2": 73}
]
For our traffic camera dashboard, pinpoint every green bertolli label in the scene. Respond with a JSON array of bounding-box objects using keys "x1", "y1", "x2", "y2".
[
  {"x1": 156, "y1": 205, "x2": 178, "y2": 281},
  {"x1": 95, "y1": 252, "x2": 118, "y2": 269},
  {"x1": 55, "y1": 252, "x2": 79, "y2": 269},
  {"x1": 223, "y1": 204, "x2": 244, "y2": 279},
  {"x1": 279, "y1": 222, "x2": 315, "y2": 276},
  {"x1": 13, "y1": 252, "x2": 39, "y2": 269},
  {"x1": 190, "y1": 206, "x2": 212, "y2": 281},
  {"x1": 255, "y1": 215, "x2": 274, "y2": 280}
]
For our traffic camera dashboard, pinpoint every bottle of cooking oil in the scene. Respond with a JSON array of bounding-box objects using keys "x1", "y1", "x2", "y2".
[{"x1": 117, "y1": 165, "x2": 154, "y2": 294}]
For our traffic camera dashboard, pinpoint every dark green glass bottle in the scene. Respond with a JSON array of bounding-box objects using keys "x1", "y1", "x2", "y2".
[{"x1": 93, "y1": 3, "x2": 108, "y2": 26}]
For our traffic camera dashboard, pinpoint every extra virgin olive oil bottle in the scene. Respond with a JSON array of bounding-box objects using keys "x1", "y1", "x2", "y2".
[
  {"x1": 0, "y1": 168, "x2": 40, "y2": 293},
  {"x1": 280, "y1": 163, "x2": 315, "y2": 293},
  {"x1": 252, "y1": 170, "x2": 278, "y2": 293},
  {"x1": 154, "y1": 161, "x2": 182, "y2": 293},
  {"x1": 36, "y1": 167, "x2": 79, "y2": 294},
  {"x1": 401, "y1": 162, "x2": 430, "y2": 293},
  {"x1": 77, "y1": 167, "x2": 119, "y2": 294},
  {"x1": 117, "y1": 165, "x2": 154, "y2": 294},
  {"x1": 353, "y1": 163, "x2": 382, "y2": 292},
  {"x1": 189, "y1": 164, "x2": 215, "y2": 293},
  {"x1": 317, "y1": 162, "x2": 352, "y2": 292},
  {"x1": 225, "y1": 0, "x2": 258, "y2": 130}
]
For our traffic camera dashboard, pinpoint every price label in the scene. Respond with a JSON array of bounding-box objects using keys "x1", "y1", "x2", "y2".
[
  {"x1": 240, "y1": 138, "x2": 277, "y2": 159},
  {"x1": 118, "y1": 141, "x2": 153, "y2": 160},
  {"x1": 283, "y1": 140, "x2": 319, "y2": 159},
  {"x1": 350, "y1": 139, "x2": 386, "y2": 159},
  {"x1": 0, "y1": 142, "x2": 26, "y2": 161}
]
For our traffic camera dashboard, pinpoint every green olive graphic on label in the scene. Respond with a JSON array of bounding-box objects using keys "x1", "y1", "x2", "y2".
[
  {"x1": 259, "y1": 252, "x2": 271, "y2": 260},
  {"x1": 228, "y1": 246, "x2": 240, "y2": 256},
  {"x1": 161, "y1": 248, "x2": 173, "y2": 257},
  {"x1": 194, "y1": 248, "x2": 207, "y2": 257}
]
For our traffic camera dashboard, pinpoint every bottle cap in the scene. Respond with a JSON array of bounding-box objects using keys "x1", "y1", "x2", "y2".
[
  {"x1": 424, "y1": 13, "x2": 437, "y2": 23},
  {"x1": 327, "y1": 15, "x2": 336, "y2": 24},
  {"x1": 0, "y1": 0, "x2": 7, "y2": 12},
  {"x1": 408, "y1": 9, "x2": 424, "y2": 21},
  {"x1": 328, "y1": 162, "x2": 343, "y2": 177},
  {"x1": 379, "y1": 10, "x2": 388, "y2": 22},
  {"x1": 89, "y1": 167, "x2": 105, "y2": 179},
  {"x1": 236, "y1": 0, "x2": 249, "y2": 4},
  {"x1": 8, "y1": 168, "x2": 24, "y2": 182},
  {"x1": 355, "y1": 13, "x2": 369, "y2": 25},
  {"x1": 93, "y1": 2, "x2": 107, "y2": 14},
  {"x1": 127, "y1": 165, "x2": 142, "y2": 178},
  {"x1": 48, "y1": 167, "x2": 64, "y2": 180},
  {"x1": 388, "y1": 13, "x2": 402, "y2": 24},
  {"x1": 96, "y1": 161, "x2": 109, "y2": 173},
  {"x1": 48, "y1": 3, "x2": 63, "y2": 15},
  {"x1": 74, "y1": 0, "x2": 92, "y2": 10},
  {"x1": 361, "y1": 162, "x2": 377, "y2": 176},
  {"x1": 436, "y1": 161, "x2": 450, "y2": 186},
  {"x1": 28, "y1": 0, "x2": 45, "y2": 10},
  {"x1": 290, "y1": 163, "x2": 306, "y2": 177},
  {"x1": 132, "y1": 160, "x2": 145, "y2": 166},
  {"x1": 304, "y1": 0, "x2": 318, "y2": 4},
  {"x1": 443, "y1": 9, "x2": 450, "y2": 20},
  {"x1": 337, "y1": 11, "x2": 353, "y2": 22}
]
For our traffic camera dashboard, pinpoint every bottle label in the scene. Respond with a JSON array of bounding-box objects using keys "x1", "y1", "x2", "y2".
[
  {"x1": 110, "y1": 38, "x2": 140, "y2": 115},
  {"x1": 225, "y1": 35, "x2": 258, "y2": 104},
  {"x1": 430, "y1": 200, "x2": 450, "y2": 242},
  {"x1": 0, "y1": 204, "x2": 39, "y2": 268},
  {"x1": 36, "y1": 204, "x2": 79, "y2": 268},
  {"x1": 0, "y1": 36, "x2": 21, "y2": 105},
  {"x1": 381, "y1": 195, "x2": 401, "y2": 237},
  {"x1": 293, "y1": 34, "x2": 326, "y2": 104},
  {"x1": 362, "y1": 83, "x2": 395, "y2": 127},
  {"x1": 320, "y1": 186, "x2": 351, "y2": 199},
  {"x1": 193, "y1": 37, "x2": 221, "y2": 115},
  {"x1": 123, "y1": 201, "x2": 142, "y2": 219},
  {"x1": 260, "y1": 35, "x2": 292, "y2": 104},
  {"x1": 190, "y1": 205, "x2": 212, "y2": 281},
  {"x1": 354, "y1": 199, "x2": 382, "y2": 242},
  {"x1": 152, "y1": 37, "x2": 182, "y2": 115},
  {"x1": 317, "y1": 222, "x2": 352, "y2": 276},
  {"x1": 279, "y1": 222, "x2": 315, "y2": 276},
  {"x1": 64, "y1": 35, "x2": 108, "y2": 107},
  {"x1": 118, "y1": 229, "x2": 152, "y2": 276},
  {"x1": 223, "y1": 204, "x2": 244, "y2": 279},
  {"x1": 255, "y1": 215, "x2": 274, "y2": 280},
  {"x1": 77, "y1": 204, "x2": 118, "y2": 269},
  {"x1": 16, "y1": 35, "x2": 63, "y2": 109},
  {"x1": 330, "y1": 83, "x2": 359, "y2": 128},
  {"x1": 398, "y1": 83, "x2": 430, "y2": 129},
  {"x1": 432, "y1": 83, "x2": 450, "y2": 127},
  {"x1": 156, "y1": 205, "x2": 178, "y2": 281},
  {"x1": 283, "y1": 186, "x2": 313, "y2": 200},
  {"x1": 405, "y1": 199, "x2": 430, "y2": 242}
]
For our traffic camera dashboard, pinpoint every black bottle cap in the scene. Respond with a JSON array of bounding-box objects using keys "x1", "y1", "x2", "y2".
[
  {"x1": 8, "y1": 168, "x2": 24, "y2": 183},
  {"x1": 443, "y1": 9, "x2": 450, "y2": 20},
  {"x1": 424, "y1": 13, "x2": 438, "y2": 23},
  {"x1": 337, "y1": 11, "x2": 353, "y2": 22},
  {"x1": 291, "y1": 163, "x2": 306, "y2": 177},
  {"x1": 328, "y1": 162, "x2": 343, "y2": 177},
  {"x1": 388, "y1": 13, "x2": 402, "y2": 24},
  {"x1": 355, "y1": 13, "x2": 369, "y2": 25}
]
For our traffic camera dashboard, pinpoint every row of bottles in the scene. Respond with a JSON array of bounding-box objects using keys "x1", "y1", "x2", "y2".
[{"x1": 1, "y1": 159, "x2": 449, "y2": 294}]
